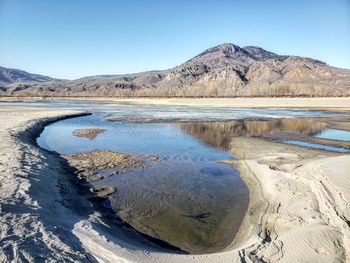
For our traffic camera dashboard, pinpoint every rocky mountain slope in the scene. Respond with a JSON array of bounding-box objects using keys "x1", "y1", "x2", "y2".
[
  {"x1": 2, "y1": 43, "x2": 350, "y2": 97},
  {"x1": 0, "y1": 66, "x2": 59, "y2": 85}
]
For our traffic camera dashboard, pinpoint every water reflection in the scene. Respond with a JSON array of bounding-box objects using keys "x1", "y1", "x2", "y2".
[
  {"x1": 37, "y1": 114, "x2": 249, "y2": 254},
  {"x1": 180, "y1": 118, "x2": 327, "y2": 150},
  {"x1": 36, "y1": 112, "x2": 349, "y2": 254},
  {"x1": 314, "y1": 129, "x2": 350, "y2": 142},
  {"x1": 282, "y1": 140, "x2": 350, "y2": 153}
]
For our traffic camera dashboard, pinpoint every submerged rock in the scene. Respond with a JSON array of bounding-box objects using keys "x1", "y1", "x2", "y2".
[
  {"x1": 73, "y1": 128, "x2": 106, "y2": 140},
  {"x1": 63, "y1": 150, "x2": 164, "y2": 180},
  {"x1": 91, "y1": 185, "x2": 116, "y2": 198}
]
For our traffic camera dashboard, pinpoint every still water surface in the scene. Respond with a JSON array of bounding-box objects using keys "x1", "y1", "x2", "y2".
[
  {"x1": 33, "y1": 102, "x2": 350, "y2": 253},
  {"x1": 38, "y1": 114, "x2": 248, "y2": 253},
  {"x1": 314, "y1": 129, "x2": 350, "y2": 142}
]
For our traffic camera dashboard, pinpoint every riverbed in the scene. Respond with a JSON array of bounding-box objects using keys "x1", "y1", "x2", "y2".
[
  {"x1": 1, "y1": 102, "x2": 350, "y2": 262},
  {"x1": 33, "y1": 101, "x2": 350, "y2": 253}
]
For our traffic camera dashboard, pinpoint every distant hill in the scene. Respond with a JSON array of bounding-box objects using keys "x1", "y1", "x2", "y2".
[
  {"x1": 0, "y1": 66, "x2": 60, "y2": 85},
  {"x1": 1, "y1": 43, "x2": 350, "y2": 97}
]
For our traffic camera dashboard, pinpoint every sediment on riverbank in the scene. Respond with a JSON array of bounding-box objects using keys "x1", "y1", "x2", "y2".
[
  {"x1": 0, "y1": 108, "x2": 97, "y2": 262},
  {"x1": 227, "y1": 137, "x2": 350, "y2": 262}
]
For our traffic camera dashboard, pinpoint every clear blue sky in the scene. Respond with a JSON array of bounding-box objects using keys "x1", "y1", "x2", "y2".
[{"x1": 0, "y1": 0, "x2": 349, "y2": 79}]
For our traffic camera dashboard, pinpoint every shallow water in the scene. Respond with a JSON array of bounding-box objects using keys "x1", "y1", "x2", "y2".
[
  {"x1": 314, "y1": 129, "x2": 350, "y2": 142},
  {"x1": 38, "y1": 114, "x2": 248, "y2": 253},
  {"x1": 282, "y1": 140, "x2": 350, "y2": 153},
  {"x1": 1, "y1": 99, "x2": 347, "y2": 122},
  {"x1": 33, "y1": 102, "x2": 350, "y2": 253}
]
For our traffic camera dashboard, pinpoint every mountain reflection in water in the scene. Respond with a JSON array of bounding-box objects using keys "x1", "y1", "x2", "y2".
[
  {"x1": 180, "y1": 118, "x2": 327, "y2": 150},
  {"x1": 38, "y1": 114, "x2": 346, "y2": 254}
]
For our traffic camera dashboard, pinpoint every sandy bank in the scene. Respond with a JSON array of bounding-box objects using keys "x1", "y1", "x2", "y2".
[
  {"x1": 0, "y1": 108, "x2": 96, "y2": 262},
  {"x1": 0, "y1": 107, "x2": 349, "y2": 262},
  {"x1": 110, "y1": 97, "x2": 350, "y2": 110},
  {"x1": 229, "y1": 137, "x2": 350, "y2": 262},
  {"x1": 2, "y1": 96, "x2": 350, "y2": 110}
]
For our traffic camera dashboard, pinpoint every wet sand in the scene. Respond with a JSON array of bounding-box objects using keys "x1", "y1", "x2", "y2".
[
  {"x1": 0, "y1": 106, "x2": 349, "y2": 262},
  {"x1": 63, "y1": 150, "x2": 164, "y2": 192}
]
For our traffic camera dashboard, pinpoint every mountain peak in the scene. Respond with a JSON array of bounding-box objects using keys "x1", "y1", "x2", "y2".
[
  {"x1": 215, "y1": 43, "x2": 242, "y2": 53},
  {"x1": 190, "y1": 43, "x2": 282, "y2": 65},
  {"x1": 3, "y1": 43, "x2": 349, "y2": 98},
  {"x1": 188, "y1": 43, "x2": 253, "y2": 65},
  {"x1": 201, "y1": 43, "x2": 246, "y2": 57}
]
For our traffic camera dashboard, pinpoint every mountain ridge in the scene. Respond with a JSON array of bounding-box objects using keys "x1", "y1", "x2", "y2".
[
  {"x1": 0, "y1": 66, "x2": 65, "y2": 85},
  {"x1": 1, "y1": 43, "x2": 350, "y2": 97}
]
